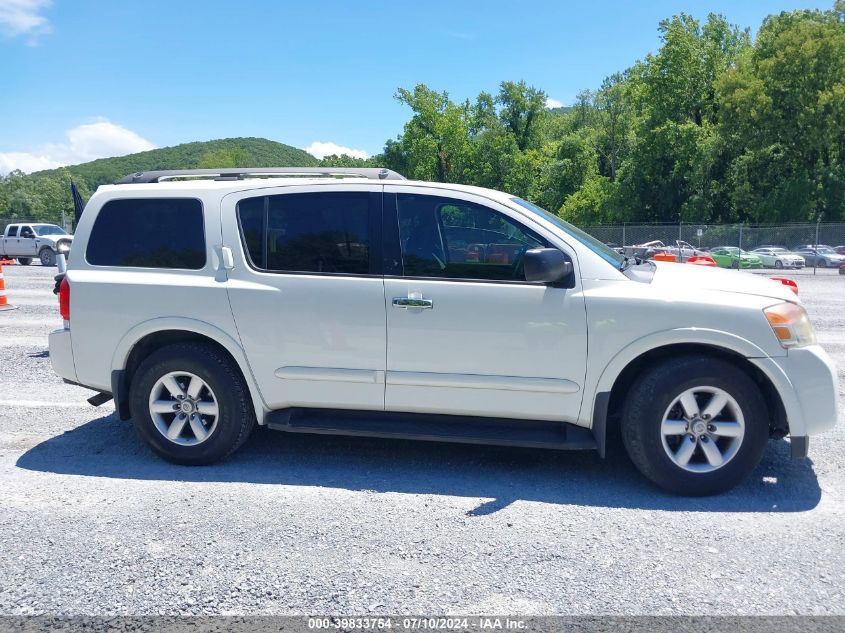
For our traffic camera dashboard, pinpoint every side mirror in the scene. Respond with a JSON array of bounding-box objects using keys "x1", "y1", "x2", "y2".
[{"x1": 524, "y1": 248, "x2": 574, "y2": 286}]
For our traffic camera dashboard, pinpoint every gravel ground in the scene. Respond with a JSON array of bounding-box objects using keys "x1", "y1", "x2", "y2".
[{"x1": 0, "y1": 264, "x2": 843, "y2": 616}]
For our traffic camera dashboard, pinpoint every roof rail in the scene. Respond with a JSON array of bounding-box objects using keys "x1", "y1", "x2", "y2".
[{"x1": 116, "y1": 167, "x2": 406, "y2": 184}]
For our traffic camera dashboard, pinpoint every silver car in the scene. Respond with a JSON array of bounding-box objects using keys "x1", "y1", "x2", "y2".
[{"x1": 751, "y1": 247, "x2": 805, "y2": 269}]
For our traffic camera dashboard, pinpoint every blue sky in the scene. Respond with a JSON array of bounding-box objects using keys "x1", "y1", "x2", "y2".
[{"x1": 0, "y1": 0, "x2": 828, "y2": 173}]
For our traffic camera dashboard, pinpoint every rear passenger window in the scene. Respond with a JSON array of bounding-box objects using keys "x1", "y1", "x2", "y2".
[
  {"x1": 237, "y1": 192, "x2": 370, "y2": 275},
  {"x1": 87, "y1": 198, "x2": 205, "y2": 269},
  {"x1": 7, "y1": 226, "x2": 17, "y2": 237}
]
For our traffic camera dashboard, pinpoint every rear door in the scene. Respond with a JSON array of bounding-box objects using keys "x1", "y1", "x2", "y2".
[
  {"x1": 221, "y1": 185, "x2": 387, "y2": 411},
  {"x1": 381, "y1": 186, "x2": 588, "y2": 422}
]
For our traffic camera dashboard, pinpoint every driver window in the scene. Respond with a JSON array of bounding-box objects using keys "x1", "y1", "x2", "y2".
[
  {"x1": 20, "y1": 226, "x2": 34, "y2": 238},
  {"x1": 397, "y1": 194, "x2": 546, "y2": 281}
]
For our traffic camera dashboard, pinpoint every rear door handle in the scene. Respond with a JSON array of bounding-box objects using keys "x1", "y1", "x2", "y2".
[{"x1": 392, "y1": 297, "x2": 433, "y2": 309}]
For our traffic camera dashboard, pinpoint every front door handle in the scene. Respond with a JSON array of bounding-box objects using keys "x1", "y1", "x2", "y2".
[{"x1": 392, "y1": 297, "x2": 433, "y2": 309}]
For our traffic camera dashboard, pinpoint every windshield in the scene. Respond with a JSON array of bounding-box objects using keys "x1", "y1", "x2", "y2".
[
  {"x1": 35, "y1": 225, "x2": 67, "y2": 236},
  {"x1": 510, "y1": 198, "x2": 625, "y2": 266},
  {"x1": 817, "y1": 247, "x2": 834, "y2": 254}
]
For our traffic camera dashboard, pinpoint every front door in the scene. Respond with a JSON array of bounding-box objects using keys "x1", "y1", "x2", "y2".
[
  {"x1": 221, "y1": 185, "x2": 387, "y2": 411},
  {"x1": 18, "y1": 226, "x2": 38, "y2": 256},
  {"x1": 382, "y1": 187, "x2": 588, "y2": 422}
]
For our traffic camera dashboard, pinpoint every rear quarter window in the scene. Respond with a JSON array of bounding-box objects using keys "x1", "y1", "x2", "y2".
[{"x1": 86, "y1": 198, "x2": 206, "y2": 269}]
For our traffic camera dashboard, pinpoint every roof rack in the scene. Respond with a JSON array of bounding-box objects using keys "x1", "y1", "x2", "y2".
[{"x1": 116, "y1": 167, "x2": 406, "y2": 184}]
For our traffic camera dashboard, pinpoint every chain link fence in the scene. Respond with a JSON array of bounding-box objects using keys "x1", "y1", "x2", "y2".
[
  {"x1": 583, "y1": 222, "x2": 845, "y2": 251},
  {"x1": 3, "y1": 215, "x2": 843, "y2": 255}
]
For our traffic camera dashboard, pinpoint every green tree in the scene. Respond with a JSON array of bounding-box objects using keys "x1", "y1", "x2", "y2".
[{"x1": 198, "y1": 148, "x2": 254, "y2": 168}]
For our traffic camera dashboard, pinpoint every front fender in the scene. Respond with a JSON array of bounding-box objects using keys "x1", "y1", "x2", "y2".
[
  {"x1": 111, "y1": 317, "x2": 269, "y2": 422},
  {"x1": 584, "y1": 327, "x2": 779, "y2": 428}
]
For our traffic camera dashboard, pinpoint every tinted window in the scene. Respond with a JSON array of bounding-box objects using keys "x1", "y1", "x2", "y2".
[
  {"x1": 237, "y1": 192, "x2": 370, "y2": 275},
  {"x1": 87, "y1": 198, "x2": 205, "y2": 269},
  {"x1": 35, "y1": 225, "x2": 67, "y2": 236},
  {"x1": 396, "y1": 194, "x2": 545, "y2": 281},
  {"x1": 20, "y1": 226, "x2": 34, "y2": 238},
  {"x1": 7, "y1": 226, "x2": 17, "y2": 237}
]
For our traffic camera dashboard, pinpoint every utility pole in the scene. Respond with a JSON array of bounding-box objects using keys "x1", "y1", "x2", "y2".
[
  {"x1": 678, "y1": 220, "x2": 684, "y2": 263},
  {"x1": 814, "y1": 213, "x2": 823, "y2": 276}
]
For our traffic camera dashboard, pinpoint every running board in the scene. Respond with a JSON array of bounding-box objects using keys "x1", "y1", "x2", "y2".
[{"x1": 266, "y1": 408, "x2": 597, "y2": 451}]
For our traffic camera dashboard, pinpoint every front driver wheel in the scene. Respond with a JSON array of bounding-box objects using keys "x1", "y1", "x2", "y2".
[
  {"x1": 129, "y1": 342, "x2": 255, "y2": 465},
  {"x1": 622, "y1": 356, "x2": 769, "y2": 495}
]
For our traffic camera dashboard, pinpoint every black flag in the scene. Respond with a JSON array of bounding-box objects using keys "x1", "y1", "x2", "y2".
[{"x1": 70, "y1": 181, "x2": 86, "y2": 224}]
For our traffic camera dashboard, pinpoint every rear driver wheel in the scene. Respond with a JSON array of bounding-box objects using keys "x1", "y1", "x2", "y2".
[{"x1": 622, "y1": 356, "x2": 769, "y2": 495}]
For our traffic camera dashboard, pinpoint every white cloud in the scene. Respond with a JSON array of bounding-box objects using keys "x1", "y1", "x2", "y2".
[
  {"x1": 304, "y1": 141, "x2": 369, "y2": 160},
  {"x1": 0, "y1": 120, "x2": 156, "y2": 175},
  {"x1": 0, "y1": 0, "x2": 52, "y2": 43},
  {"x1": 545, "y1": 97, "x2": 563, "y2": 109}
]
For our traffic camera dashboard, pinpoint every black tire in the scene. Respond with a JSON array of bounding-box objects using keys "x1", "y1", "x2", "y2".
[
  {"x1": 39, "y1": 248, "x2": 56, "y2": 267},
  {"x1": 621, "y1": 355, "x2": 769, "y2": 496},
  {"x1": 775, "y1": 260, "x2": 783, "y2": 269},
  {"x1": 129, "y1": 342, "x2": 255, "y2": 465},
  {"x1": 17, "y1": 257, "x2": 31, "y2": 266},
  {"x1": 818, "y1": 259, "x2": 827, "y2": 268}
]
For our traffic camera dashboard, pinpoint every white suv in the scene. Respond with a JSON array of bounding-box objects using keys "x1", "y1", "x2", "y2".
[{"x1": 49, "y1": 168, "x2": 839, "y2": 495}]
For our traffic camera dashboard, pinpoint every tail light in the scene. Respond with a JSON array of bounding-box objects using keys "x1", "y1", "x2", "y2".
[{"x1": 59, "y1": 277, "x2": 70, "y2": 323}]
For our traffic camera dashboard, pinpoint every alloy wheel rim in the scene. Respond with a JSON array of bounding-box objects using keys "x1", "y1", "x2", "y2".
[
  {"x1": 660, "y1": 386, "x2": 745, "y2": 473},
  {"x1": 148, "y1": 371, "x2": 219, "y2": 446}
]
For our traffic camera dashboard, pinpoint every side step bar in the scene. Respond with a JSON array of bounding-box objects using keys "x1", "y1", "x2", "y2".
[{"x1": 266, "y1": 408, "x2": 597, "y2": 451}]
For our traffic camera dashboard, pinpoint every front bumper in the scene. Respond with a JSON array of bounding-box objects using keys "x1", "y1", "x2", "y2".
[
  {"x1": 48, "y1": 328, "x2": 77, "y2": 383},
  {"x1": 751, "y1": 345, "x2": 840, "y2": 450}
]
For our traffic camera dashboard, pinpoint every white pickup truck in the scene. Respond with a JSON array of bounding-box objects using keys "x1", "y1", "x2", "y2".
[{"x1": 0, "y1": 223, "x2": 73, "y2": 266}]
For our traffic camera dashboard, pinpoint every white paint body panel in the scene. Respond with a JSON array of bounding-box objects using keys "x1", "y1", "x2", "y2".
[{"x1": 220, "y1": 184, "x2": 386, "y2": 411}]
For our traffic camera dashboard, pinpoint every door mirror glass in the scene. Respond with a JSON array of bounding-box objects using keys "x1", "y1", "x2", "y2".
[{"x1": 524, "y1": 248, "x2": 574, "y2": 285}]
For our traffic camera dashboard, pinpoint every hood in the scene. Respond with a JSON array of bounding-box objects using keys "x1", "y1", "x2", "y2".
[
  {"x1": 650, "y1": 261, "x2": 798, "y2": 302},
  {"x1": 37, "y1": 235, "x2": 73, "y2": 243}
]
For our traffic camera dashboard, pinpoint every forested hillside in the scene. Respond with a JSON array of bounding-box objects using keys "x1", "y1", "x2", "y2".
[
  {"x1": 0, "y1": 138, "x2": 318, "y2": 223},
  {"x1": 2, "y1": 3, "x2": 842, "y2": 226},
  {"x1": 377, "y1": 3, "x2": 845, "y2": 224}
]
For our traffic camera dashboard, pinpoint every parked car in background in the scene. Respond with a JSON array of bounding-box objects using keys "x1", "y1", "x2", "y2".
[
  {"x1": 833, "y1": 246, "x2": 845, "y2": 255},
  {"x1": 0, "y1": 223, "x2": 73, "y2": 266},
  {"x1": 626, "y1": 239, "x2": 705, "y2": 261},
  {"x1": 750, "y1": 247, "x2": 805, "y2": 269},
  {"x1": 709, "y1": 246, "x2": 764, "y2": 269},
  {"x1": 793, "y1": 247, "x2": 845, "y2": 268},
  {"x1": 794, "y1": 244, "x2": 834, "y2": 251}
]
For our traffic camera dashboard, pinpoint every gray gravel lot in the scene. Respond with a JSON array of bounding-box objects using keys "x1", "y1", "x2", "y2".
[{"x1": 0, "y1": 264, "x2": 843, "y2": 616}]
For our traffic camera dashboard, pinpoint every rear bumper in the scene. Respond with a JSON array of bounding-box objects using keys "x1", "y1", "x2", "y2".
[
  {"x1": 751, "y1": 345, "x2": 840, "y2": 449},
  {"x1": 48, "y1": 328, "x2": 77, "y2": 383}
]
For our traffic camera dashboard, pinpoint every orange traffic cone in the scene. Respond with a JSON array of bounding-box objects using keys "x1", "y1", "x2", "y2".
[{"x1": 0, "y1": 263, "x2": 17, "y2": 311}]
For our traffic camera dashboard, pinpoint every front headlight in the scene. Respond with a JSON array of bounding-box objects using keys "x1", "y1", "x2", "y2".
[{"x1": 764, "y1": 302, "x2": 816, "y2": 348}]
